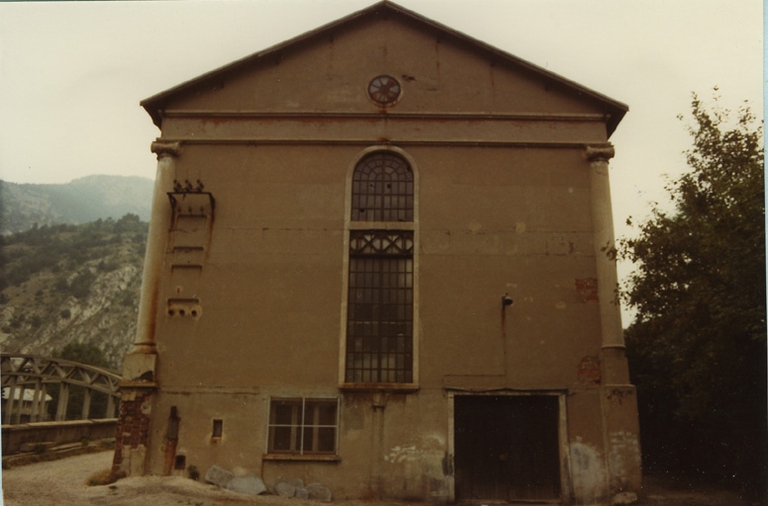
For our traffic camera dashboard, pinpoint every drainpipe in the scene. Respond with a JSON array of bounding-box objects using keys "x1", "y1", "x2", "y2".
[{"x1": 371, "y1": 392, "x2": 387, "y2": 498}]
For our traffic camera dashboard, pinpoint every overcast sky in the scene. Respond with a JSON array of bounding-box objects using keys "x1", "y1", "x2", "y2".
[{"x1": 0, "y1": 0, "x2": 763, "y2": 320}]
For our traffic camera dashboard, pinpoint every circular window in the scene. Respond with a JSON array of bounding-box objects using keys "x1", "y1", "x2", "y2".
[{"x1": 367, "y1": 75, "x2": 401, "y2": 105}]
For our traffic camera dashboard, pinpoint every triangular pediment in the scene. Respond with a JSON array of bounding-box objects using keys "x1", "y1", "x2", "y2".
[{"x1": 142, "y1": 1, "x2": 626, "y2": 136}]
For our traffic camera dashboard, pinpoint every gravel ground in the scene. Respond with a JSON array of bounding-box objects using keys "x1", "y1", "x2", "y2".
[
  {"x1": 1, "y1": 450, "x2": 757, "y2": 506},
  {"x1": 1, "y1": 451, "x2": 394, "y2": 506}
]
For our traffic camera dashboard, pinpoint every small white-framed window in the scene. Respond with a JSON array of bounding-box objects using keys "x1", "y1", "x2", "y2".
[{"x1": 267, "y1": 397, "x2": 338, "y2": 455}]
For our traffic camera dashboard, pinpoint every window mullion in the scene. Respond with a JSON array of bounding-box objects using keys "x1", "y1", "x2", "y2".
[
  {"x1": 291, "y1": 402, "x2": 298, "y2": 454},
  {"x1": 312, "y1": 403, "x2": 320, "y2": 453},
  {"x1": 300, "y1": 398, "x2": 305, "y2": 455},
  {"x1": 266, "y1": 401, "x2": 273, "y2": 452},
  {"x1": 373, "y1": 253, "x2": 382, "y2": 383}
]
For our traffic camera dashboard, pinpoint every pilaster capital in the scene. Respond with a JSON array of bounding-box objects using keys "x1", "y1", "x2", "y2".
[
  {"x1": 151, "y1": 141, "x2": 182, "y2": 160},
  {"x1": 585, "y1": 144, "x2": 615, "y2": 163}
]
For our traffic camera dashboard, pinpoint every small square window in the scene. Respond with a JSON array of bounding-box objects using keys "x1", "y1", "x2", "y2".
[
  {"x1": 212, "y1": 419, "x2": 223, "y2": 438},
  {"x1": 267, "y1": 398, "x2": 338, "y2": 455}
]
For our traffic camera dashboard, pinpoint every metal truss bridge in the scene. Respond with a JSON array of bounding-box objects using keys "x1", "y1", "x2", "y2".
[{"x1": 1, "y1": 353, "x2": 121, "y2": 424}]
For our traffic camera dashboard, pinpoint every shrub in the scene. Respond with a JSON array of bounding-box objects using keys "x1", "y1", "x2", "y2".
[
  {"x1": 86, "y1": 468, "x2": 120, "y2": 486},
  {"x1": 70, "y1": 271, "x2": 96, "y2": 299},
  {"x1": 32, "y1": 443, "x2": 48, "y2": 454}
]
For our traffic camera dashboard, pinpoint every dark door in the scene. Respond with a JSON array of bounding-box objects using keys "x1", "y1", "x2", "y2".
[{"x1": 454, "y1": 395, "x2": 561, "y2": 502}]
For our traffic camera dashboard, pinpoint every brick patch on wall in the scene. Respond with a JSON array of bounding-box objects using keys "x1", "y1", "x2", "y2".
[
  {"x1": 575, "y1": 278, "x2": 599, "y2": 303},
  {"x1": 112, "y1": 390, "x2": 152, "y2": 474},
  {"x1": 577, "y1": 356, "x2": 602, "y2": 386}
]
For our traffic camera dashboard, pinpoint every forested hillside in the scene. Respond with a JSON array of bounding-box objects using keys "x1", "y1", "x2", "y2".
[{"x1": 0, "y1": 214, "x2": 148, "y2": 368}]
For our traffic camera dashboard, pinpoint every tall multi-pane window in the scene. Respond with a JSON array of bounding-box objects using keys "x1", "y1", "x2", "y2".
[{"x1": 346, "y1": 152, "x2": 414, "y2": 384}]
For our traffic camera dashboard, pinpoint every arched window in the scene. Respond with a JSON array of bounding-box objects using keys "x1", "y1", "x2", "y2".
[
  {"x1": 351, "y1": 152, "x2": 414, "y2": 222},
  {"x1": 345, "y1": 152, "x2": 414, "y2": 384}
]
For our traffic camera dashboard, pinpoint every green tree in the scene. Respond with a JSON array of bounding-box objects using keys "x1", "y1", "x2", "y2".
[
  {"x1": 59, "y1": 341, "x2": 112, "y2": 369},
  {"x1": 114, "y1": 213, "x2": 143, "y2": 234},
  {"x1": 621, "y1": 94, "x2": 765, "y2": 497}
]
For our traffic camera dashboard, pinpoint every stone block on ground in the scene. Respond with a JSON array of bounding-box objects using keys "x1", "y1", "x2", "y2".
[
  {"x1": 274, "y1": 477, "x2": 306, "y2": 497},
  {"x1": 204, "y1": 465, "x2": 234, "y2": 488},
  {"x1": 612, "y1": 491, "x2": 638, "y2": 505},
  {"x1": 306, "y1": 483, "x2": 333, "y2": 502},
  {"x1": 275, "y1": 480, "x2": 296, "y2": 497},
  {"x1": 226, "y1": 475, "x2": 267, "y2": 495},
  {"x1": 295, "y1": 487, "x2": 310, "y2": 499}
]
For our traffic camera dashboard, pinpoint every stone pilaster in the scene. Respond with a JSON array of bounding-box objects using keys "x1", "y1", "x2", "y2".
[
  {"x1": 126, "y1": 141, "x2": 181, "y2": 359},
  {"x1": 586, "y1": 144, "x2": 642, "y2": 499},
  {"x1": 113, "y1": 140, "x2": 180, "y2": 477},
  {"x1": 586, "y1": 144, "x2": 628, "y2": 384}
]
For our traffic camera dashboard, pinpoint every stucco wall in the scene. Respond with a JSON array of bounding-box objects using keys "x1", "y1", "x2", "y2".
[
  {"x1": 142, "y1": 141, "x2": 622, "y2": 502},
  {"x1": 151, "y1": 144, "x2": 604, "y2": 389}
]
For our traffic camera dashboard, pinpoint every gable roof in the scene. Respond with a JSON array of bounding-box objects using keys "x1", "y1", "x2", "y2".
[{"x1": 141, "y1": 1, "x2": 628, "y2": 136}]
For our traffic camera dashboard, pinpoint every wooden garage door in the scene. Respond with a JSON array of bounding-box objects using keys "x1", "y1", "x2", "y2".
[{"x1": 454, "y1": 395, "x2": 561, "y2": 502}]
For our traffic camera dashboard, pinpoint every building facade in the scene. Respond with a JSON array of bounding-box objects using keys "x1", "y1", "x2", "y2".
[{"x1": 113, "y1": 3, "x2": 641, "y2": 504}]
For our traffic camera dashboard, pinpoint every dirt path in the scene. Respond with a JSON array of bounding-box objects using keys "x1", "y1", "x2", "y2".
[
  {"x1": 1, "y1": 450, "x2": 757, "y2": 506},
  {"x1": 2, "y1": 451, "x2": 280, "y2": 506},
  {"x1": 2, "y1": 451, "x2": 388, "y2": 506}
]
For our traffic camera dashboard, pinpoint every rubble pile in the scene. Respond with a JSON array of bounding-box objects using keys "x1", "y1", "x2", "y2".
[{"x1": 204, "y1": 465, "x2": 332, "y2": 502}]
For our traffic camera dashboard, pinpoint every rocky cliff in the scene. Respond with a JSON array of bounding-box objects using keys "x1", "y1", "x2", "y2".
[{"x1": 0, "y1": 215, "x2": 148, "y2": 368}]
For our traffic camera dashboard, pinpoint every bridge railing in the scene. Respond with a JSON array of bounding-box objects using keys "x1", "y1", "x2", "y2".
[{"x1": 1, "y1": 354, "x2": 122, "y2": 425}]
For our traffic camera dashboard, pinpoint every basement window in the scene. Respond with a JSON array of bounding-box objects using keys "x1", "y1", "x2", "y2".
[
  {"x1": 267, "y1": 398, "x2": 338, "y2": 456},
  {"x1": 212, "y1": 419, "x2": 223, "y2": 439}
]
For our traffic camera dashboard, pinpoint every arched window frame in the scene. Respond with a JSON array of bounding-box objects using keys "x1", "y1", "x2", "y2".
[{"x1": 339, "y1": 147, "x2": 419, "y2": 390}]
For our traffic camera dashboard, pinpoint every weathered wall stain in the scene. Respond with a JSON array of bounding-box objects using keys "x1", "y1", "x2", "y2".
[
  {"x1": 382, "y1": 434, "x2": 452, "y2": 500},
  {"x1": 570, "y1": 440, "x2": 608, "y2": 506},
  {"x1": 608, "y1": 431, "x2": 642, "y2": 491}
]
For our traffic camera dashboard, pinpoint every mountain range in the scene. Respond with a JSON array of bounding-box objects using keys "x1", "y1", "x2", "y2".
[{"x1": 0, "y1": 175, "x2": 154, "y2": 235}]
